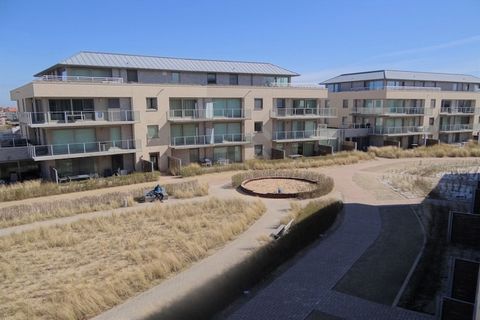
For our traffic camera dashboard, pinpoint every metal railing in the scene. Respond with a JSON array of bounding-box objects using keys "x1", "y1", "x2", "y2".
[
  {"x1": 352, "y1": 107, "x2": 430, "y2": 115},
  {"x1": 270, "y1": 108, "x2": 336, "y2": 117},
  {"x1": 267, "y1": 82, "x2": 326, "y2": 88},
  {"x1": 29, "y1": 139, "x2": 139, "y2": 158},
  {"x1": 36, "y1": 75, "x2": 124, "y2": 83},
  {"x1": 439, "y1": 124, "x2": 474, "y2": 132},
  {"x1": 170, "y1": 133, "x2": 252, "y2": 146},
  {"x1": 167, "y1": 109, "x2": 251, "y2": 120},
  {"x1": 370, "y1": 126, "x2": 430, "y2": 135},
  {"x1": 385, "y1": 85, "x2": 440, "y2": 91},
  {"x1": 440, "y1": 107, "x2": 478, "y2": 114},
  {"x1": 19, "y1": 111, "x2": 139, "y2": 125},
  {"x1": 273, "y1": 129, "x2": 337, "y2": 140}
]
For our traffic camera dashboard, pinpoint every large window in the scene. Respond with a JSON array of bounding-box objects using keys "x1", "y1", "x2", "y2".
[
  {"x1": 254, "y1": 98, "x2": 263, "y2": 110},
  {"x1": 171, "y1": 72, "x2": 180, "y2": 83},
  {"x1": 276, "y1": 99, "x2": 286, "y2": 108},
  {"x1": 213, "y1": 146, "x2": 242, "y2": 162},
  {"x1": 366, "y1": 80, "x2": 384, "y2": 90},
  {"x1": 212, "y1": 98, "x2": 242, "y2": 117},
  {"x1": 108, "y1": 98, "x2": 120, "y2": 108},
  {"x1": 343, "y1": 99, "x2": 349, "y2": 108},
  {"x1": 254, "y1": 121, "x2": 263, "y2": 133},
  {"x1": 207, "y1": 73, "x2": 217, "y2": 84}
]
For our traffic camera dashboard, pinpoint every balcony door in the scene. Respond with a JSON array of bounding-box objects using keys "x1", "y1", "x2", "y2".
[{"x1": 51, "y1": 128, "x2": 96, "y2": 154}]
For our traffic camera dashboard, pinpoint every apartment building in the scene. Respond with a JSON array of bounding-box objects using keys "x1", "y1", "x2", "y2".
[
  {"x1": 323, "y1": 70, "x2": 480, "y2": 149},
  {"x1": 10, "y1": 51, "x2": 332, "y2": 180}
]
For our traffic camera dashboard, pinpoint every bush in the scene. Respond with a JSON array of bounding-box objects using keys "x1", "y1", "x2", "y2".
[
  {"x1": 0, "y1": 172, "x2": 161, "y2": 202},
  {"x1": 180, "y1": 151, "x2": 373, "y2": 177},
  {"x1": 368, "y1": 142, "x2": 480, "y2": 159}
]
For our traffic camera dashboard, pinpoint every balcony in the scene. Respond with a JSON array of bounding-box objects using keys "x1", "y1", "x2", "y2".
[
  {"x1": 370, "y1": 126, "x2": 430, "y2": 136},
  {"x1": 440, "y1": 107, "x2": 478, "y2": 115},
  {"x1": 35, "y1": 75, "x2": 124, "y2": 83},
  {"x1": 29, "y1": 139, "x2": 140, "y2": 161},
  {"x1": 267, "y1": 82, "x2": 326, "y2": 89},
  {"x1": 270, "y1": 108, "x2": 336, "y2": 119},
  {"x1": 19, "y1": 111, "x2": 139, "y2": 128},
  {"x1": 272, "y1": 129, "x2": 337, "y2": 142},
  {"x1": 170, "y1": 133, "x2": 252, "y2": 149},
  {"x1": 439, "y1": 124, "x2": 474, "y2": 132},
  {"x1": 352, "y1": 107, "x2": 430, "y2": 116},
  {"x1": 167, "y1": 109, "x2": 251, "y2": 122}
]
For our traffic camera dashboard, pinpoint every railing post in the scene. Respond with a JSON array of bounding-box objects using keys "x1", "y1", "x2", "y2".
[
  {"x1": 67, "y1": 144, "x2": 70, "y2": 154},
  {"x1": 50, "y1": 145, "x2": 53, "y2": 156},
  {"x1": 126, "y1": 139, "x2": 130, "y2": 149}
]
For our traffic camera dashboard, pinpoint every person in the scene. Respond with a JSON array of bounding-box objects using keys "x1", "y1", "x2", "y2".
[{"x1": 153, "y1": 184, "x2": 164, "y2": 202}]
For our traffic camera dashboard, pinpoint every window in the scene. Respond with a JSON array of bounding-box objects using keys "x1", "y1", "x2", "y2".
[
  {"x1": 171, "y1": 72, "x2": 180, "y2": 83},
  {"x1": 430, "y1": 99, "x2": 436, "y2": 108},
  {"x1": 126, "y1": 69, "x2": 138, "y2": 83},
  {"x1": 254, "y1": 121, "x2": 263, "y2": 133},
  {"x1": 254, "y1": 98, "x2": 263, "y2": 110},
  {"x1": 429, "y1": 117, "x2": 434, "y2": 126},
  {"x1": 147, "y1": 125, "x2": 159, "y2": 139},
  {"x1": 229, "y1": 74, "x2": 239, "y2": 85},
  {"x1": 146, "y1": 97, "x2": 158, "y2": 110},
  {"x1": 108, "y1": 98, "x2": 120, "y2": 108},
  {"x1": 325, "y1": 100, "x2": 331, "y2": 108},
  {"x1": 343, "y1": 99, "x2": 349, "y2": 108},
  {"x1": 207, "y1": 73, "x2": 217, "y2": 84},
  {"x1": 254, "y1": 144, "x2": 263, "y2": 157},
  {"x1": 342, "y1": 116, "x2": 348, "y2": 124},
  {"x1": 276, "y1": 99, "x2": 286, "y2": 108}
]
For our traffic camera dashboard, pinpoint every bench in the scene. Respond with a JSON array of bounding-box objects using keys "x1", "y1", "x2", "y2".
[{"x1": 270, "y1": 219, "x2": 294, "y2": 240}]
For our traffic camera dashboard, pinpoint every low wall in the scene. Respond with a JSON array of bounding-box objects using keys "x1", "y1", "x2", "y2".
[
  {"x1": 168, "y1": 156, "x2": 182, "y2": 176},
  {"x1": 271, "y1": 148, "x2": 285, "y2": 160},
  {"x1": 147, "y1": 201, "x2": 343, "y2": 320},
  {"x1": 341, "y1": 141, "x2": 357, "y2": 151},
  {"x1": 426, "y1": 139, "x2": 439, "y2": 146},
  {"x1": 317, "y1": 144, "x2": 333, "y2": 156},
  {"x1": 384, "y1": 140, "x2": 401, "y2": 147}
]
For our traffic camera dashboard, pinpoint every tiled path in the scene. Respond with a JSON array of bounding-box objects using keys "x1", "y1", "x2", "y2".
[{"x1": 226, "y1": 203, "x2": 433, "y2": 320}]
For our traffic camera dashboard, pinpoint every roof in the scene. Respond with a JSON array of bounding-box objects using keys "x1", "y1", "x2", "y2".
[
  {"x1": 34, "y1": 51, "x2": 299, "y2": 77},
  {"x1": 322, "y1": 70, "x2": 480, "y2": 84}
]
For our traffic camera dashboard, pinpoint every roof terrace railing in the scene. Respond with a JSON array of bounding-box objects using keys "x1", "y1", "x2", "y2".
[
  {"x1": 19, "y1": 111, "x2": 139, "y2": 125},
  {"x1": 36, "y1": 75, "x2": 124, "y2": 83}
]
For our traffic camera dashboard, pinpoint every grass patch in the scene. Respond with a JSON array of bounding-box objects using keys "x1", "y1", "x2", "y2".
[
  {"x1": 180, "y1": 151, "x2": 373, "y2": 177},
  {"x1": 0, "y1": 180, "x2": 208, "y2": 228},
  {"x1": 368, "y1": 142, "x2": 480, "y2": 159},
  {"x1": 281, "y1": 197, "x2": 341, "y2": 225},
  {"x1": 0, "y1": 197, "x2": 265, "y2": 320},
  {"x1": 0, "y1": 172, "x2": 161, "y2": 202},
  {"x1": 232, "y1": 170, "x2": 334, "y2": 199}
]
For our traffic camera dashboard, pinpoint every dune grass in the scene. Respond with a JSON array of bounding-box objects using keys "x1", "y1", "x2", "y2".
[
  {"x1": 0, "y1": 180, "x2": 208, "y2": 228},
  {"x1": 368, "y1": 142, "x2": 480, "y2": 159},
  {"x1": 0, "y1": 172, "x2": 161, "y2": 202},
  {"x1": 180, "y1": 151, "x2": 373, "y2": 177},
  {"x1": 0, "y1": 197, "x2": 266, "y2": 320},
  {"x1": 281, "y1": 197, "x2": 341, "y2": 225}
]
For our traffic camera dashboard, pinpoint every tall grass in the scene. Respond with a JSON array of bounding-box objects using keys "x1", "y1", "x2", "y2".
[
  {"x1": 0, "y1": 172, "x2": 161, "y2": 202},
  {"x1": 0, "y1": 180, "x2": 208, "y2": 228},
  {"x1": 180, "y1": 151, "x2": 373, "y2": 177},
  {"x1": 0, "y1": 198, "x2": 266, "y2": 320},
  {"x1": 368, "y1": 142, "x2": 480, "y2": 159},
  {"x1": 281, "y1": 197, "x2": 341, "y2": 225}
]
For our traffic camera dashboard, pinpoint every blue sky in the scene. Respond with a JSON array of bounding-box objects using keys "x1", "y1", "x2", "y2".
[{"x1": 0, "y1": 0, "x2": 479, "y2": 105}]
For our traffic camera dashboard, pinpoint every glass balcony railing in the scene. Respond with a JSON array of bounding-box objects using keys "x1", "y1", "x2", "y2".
[
  {"x1": 270, "y1": 108, "x2": 336, "y2": 118},
  {"x1": 370, "y1": 126, "x2": 430, "y2": 135},
  {"x1": 19, "y1": 111, "x2": 139, "y2": 125},
  {"x1": 273, "y1": 129, "x2": 337, "y2": 141},
  {"x1": 36, "y1": 75, "x2": 124, "y2": 83},
  {"x1": 352, "y1": 107, "x2": 430, "y2": 115},
  {"x1": 439, "y1": 124, "x2": 474, "y2": 132},
  {"x1": 167, "y1": 109, "x2": 251, "y2": 120},
  {"x1": 440, "y1": 107, "x2": 478, "y2": 114},
  {"x1": 170, "y1": 133, "x2": 252, "y2": 147},
  {"x1": 29, "y1": 139, "x2": 139, "y2": 159}
]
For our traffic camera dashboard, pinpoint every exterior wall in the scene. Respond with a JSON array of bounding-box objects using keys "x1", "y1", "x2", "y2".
[{"x1": 11, "y1": 81, "x2": 328, "y2": 172}]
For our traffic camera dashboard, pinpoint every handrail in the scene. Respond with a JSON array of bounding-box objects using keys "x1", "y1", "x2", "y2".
[
  {"x1": 19, "y1": 111, "x2": 139, "y2": 124},
  {"x1": 270, "y1": 108, "x2": 336, "y2": 117},
  {"x1": 267, "y1": 82, "x2": 326, "y2": 88},
  {"x1": 170, "y1": 133, "x2": 252, "y2": 146},
  {"x1": 167, "y1": 108, "x2": 251, "y2": 120},
  {"x1": 29, "y1": 139, "x2": 139, "y2": 158},
  {"x1": 36, "y1": 75, "x2": 124, "y2": 83}
]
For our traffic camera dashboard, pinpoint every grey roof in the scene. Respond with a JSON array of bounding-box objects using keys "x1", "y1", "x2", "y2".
[
  {"x1": 35, "y1": 51, "x2": 299, "y2": 77},
  {"x1": 322, "y1": 70, "x2": 480, "y2": 84}
]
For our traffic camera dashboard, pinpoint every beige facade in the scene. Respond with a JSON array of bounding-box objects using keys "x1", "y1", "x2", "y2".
[{"x1": 11, "y1": 79, "x2": 329, "y2": 178}]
